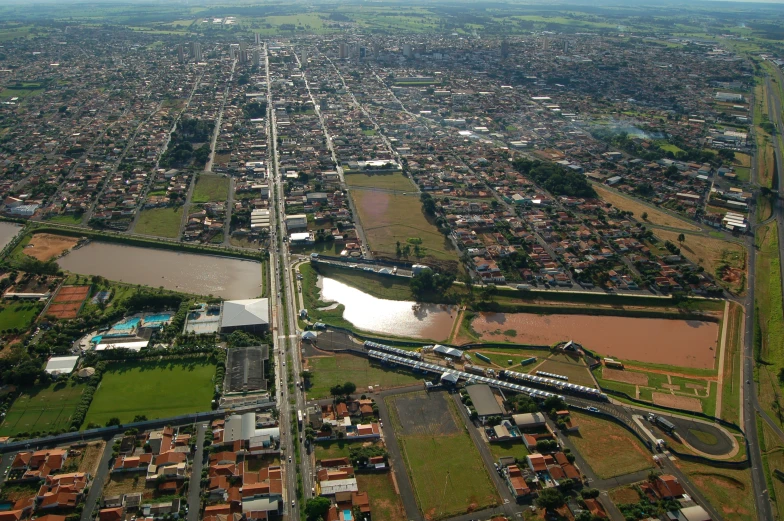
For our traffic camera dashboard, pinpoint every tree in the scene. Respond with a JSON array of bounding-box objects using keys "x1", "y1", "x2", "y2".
[
  {"x1": 329, "y1": 384, "x2": 344, "y2": 399},
  {"x1": 641, "y1": 211, "x2": 648, "y2": 220},
  {"x1": 342, "y1": 382, "x2": 356, "y2": 396},
  {"x1": 677, "y1": 233, "x2": 685, "y2": 245},
  {"x1": 304, "y1": 497, "x2": 331, "y2": 521},
  {"x1": 106, "y1": 417, "x2": 121, "y2": 427},
  {"x1": 133, "y1": 415, "x2": 148, "y2": 423},
  {"x1": 536, "y1": 488, "x2": 565, "y2": 511}
]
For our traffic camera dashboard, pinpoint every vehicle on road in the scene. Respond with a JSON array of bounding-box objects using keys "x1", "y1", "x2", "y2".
[{"x1": 587, "y1": 407, "x2": 599, "y2": 413}]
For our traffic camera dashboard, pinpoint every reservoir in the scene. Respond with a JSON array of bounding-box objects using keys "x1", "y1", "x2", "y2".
[
  {"x1": 320, "y1": 277, "x2": 457, "y2": 341},
  {"x1": 59, "y1": 242, "x2": 263, "y2": 300},
  {"x1": 470, "y1": 312, "x2": 719, "y2": 369}
]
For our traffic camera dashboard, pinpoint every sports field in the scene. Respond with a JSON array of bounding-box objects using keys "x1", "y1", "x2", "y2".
[
  {"x1": 352, "y1": 191, "x2": 456, "y2": 261},
  {"x1": 306, "y1": 354, "x2": 421, "y2": 399},
  {"x1": 83, "y1": 359, "x2": 215, "y2": 425},
  {"x1": 387, "y1": 391, "x2": 499, "y2": 519},
  {"x1": 0, "y1": 382, "x2": 86, "y2": 436}
]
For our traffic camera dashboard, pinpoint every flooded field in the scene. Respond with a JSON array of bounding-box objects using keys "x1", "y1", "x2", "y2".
[
  {"x1": 0, "y1": 222, "x2": 22, "y2": 250},
  {"x1": 320, "y1": 277, "x2": 456, "y2": 340},
  {"x1": 471, "y1": 313, "x2": 719, "y2": 369},
  {"x1": 59, "y1": 242, "x2": 262, "y2": 299}
]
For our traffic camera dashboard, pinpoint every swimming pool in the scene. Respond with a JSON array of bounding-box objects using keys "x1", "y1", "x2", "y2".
[
  {"x1": 342, "y1": 510, "x2": 353, "y2": 521},
  {"x1": 112, "y1": 317, "x2": 141, "y2": 330},
  {"x1": 91, "y1": 335, "x2": 103, "y2": 344},
  {"x1": 144, "y1": 313, "x2": 172, "y2": 324}
]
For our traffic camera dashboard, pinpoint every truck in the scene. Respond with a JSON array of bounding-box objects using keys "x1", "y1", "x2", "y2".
[
  {"x1": 310, "y1": 253, "x2": 319, "y2": 260},
  {"x1": 516, "y1": 284, "x2": 533, "y2": 291},
  {"x1": 647, "y1": 413, "x2": 676, "y2": 434},
  {"x1": 475, "y1": 353, "x2": 491, "y2": 364},
  {"x1": 297, "y1": 410, "x2": 303, "y2": 426},
  {"x1": 603, "y1": 358, "x2": 624, "y2": 370},
  {"x1": 520, "y1": 357, "x2": 537, "y2": 366}
]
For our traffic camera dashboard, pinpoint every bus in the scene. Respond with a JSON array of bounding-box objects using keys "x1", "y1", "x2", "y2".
[{"x1": 297, "y1": 410, "x2": 303, "y2": 426}]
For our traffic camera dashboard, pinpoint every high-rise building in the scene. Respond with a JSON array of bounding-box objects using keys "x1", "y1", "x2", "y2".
[
  {"x1": 252, "y1": 49, "x2": 260, "y2": 67},
  {"x1": 563, "y1": 40, "x2": 569, "y2": 54},
  {"x1": 338, "y1": 43, "x2": 348, "y2": 59},
  {"x1": 301, "y1": 47, "x2": 308, "y2": 67},
  {"x1": 177, "y1": 44, "x2": 184, "y2": 63},
  {"x1": 255, "y1": 33, "x2": 260, "y2": 44},
  {"x1": 193, "y1": 42, "x2": 202, "y2": 61},
  {"x1": 501, "y1": 39, "x2": 509, "y2": 59},
  {"x1": 402, "y1": 44, "x2": 413, "y2": 58},
  {"x1": 229, "y1": 45, "x2": 236, "y2": 60},
  {"x1": 542, "y1": 36, "x2": 549, "y2": 51}
]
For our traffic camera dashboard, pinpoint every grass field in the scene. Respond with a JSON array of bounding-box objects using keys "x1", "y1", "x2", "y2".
[
  {"x1": 487, "y1": 440, "x2": 529, "y2": 462},
  {"x1": 83, "y1": 359, "x2": 214, "y2": 425},
  {"x1": 721, "y1": 303, "x2": 743, "y2": 425},
  {"x1": 345, "y1": 173, "x2": 416, "y2": 191},
  {"x1": 192, "y1": 174, "x2": 229, "y2": 203},
  {"x1": 0, "y1": 382, "x2": 86, "y2": 436},
  {"x1": 761, "y1": 420, "x2": 784, "y2": 519},
  {"x1": 676, "y1": 460, "x2": 755, "y2": 521},
  {"x1": 389, "y1": 393, "x2": 499, "y2": 519},
  {"x1": 594, "y1": 185, "x2": 700, "y2": 231},
  {"x1": 754, "y1": 83, "x2": 775, "y2": 189},
  {"x1": 529, "y1": 357, "x2": 597, "y2": 387},
  {"x1": 314, "y1": 440, "x2": 351, "y2": 461},
  {"x1": 651, "y1": 229, "x2": 746, "y2": 294},
  {"x1": 352, "y1": 191, "x2": 456, "y2": 262},
  {"x1": 134, "y1": 207, "x2": 183, "y2": 238},
  {"x1": 755, "y1": 221, "x2": 784, "y2": 424},
  {"x1": 0, "y1": 302, "x2": 41, "y2": 331},
  {"x1": 356, "y1": 473, "x2": 407, "y2": 521},
  {"x1": 305, "y1": 354, "x2": 422, "y2": 399},
  {"x1": 566, "y1": 411, "x2": 653, "y2": 479},
  {"x1": 46, "y1": 214, "x2": 84, "y2": 225}
]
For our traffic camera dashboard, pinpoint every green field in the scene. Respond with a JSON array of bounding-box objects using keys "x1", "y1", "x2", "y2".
[
  {"x1": 0, "y1": 382, "x2": 86, "y2": 436},
  {"x1": 134, "y1": 207, "x2": 183, "y2": 238},
  {"x1": 678, "y1": 461, "x2": 755, "y2": 521},
  {"x1": 352, "y1": 191, "x2": 456, "y2": 262},
  {"x1": 346, "y1": 172, "x2": 416, "y2": 191},
  {"x1": 389, "y1": 394, "x2": 499, "y2": 519},
  {"x1": 0, "y1": 302, "x2": 42, "y2": 332},
  {"x1": 192, "y1": 174, "x2": 229, "y2": 203},
  {"x1": 306, "y1": 354, "x2": 422, "y2": 399},
  {"x1": 487, "y1": 440, "x2": 528, "y2": 462},
  {"x1": 46, "y1": 214, "x2": 84, "y2": 225},
  {"x1": 83, "y1": 359, "x2": 215, "y2": 425},
  {"x1": 314, "y1": 440, "x2": 351, "y2": 461}
]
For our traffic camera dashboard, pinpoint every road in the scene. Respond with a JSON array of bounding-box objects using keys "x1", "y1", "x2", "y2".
[
  {"x1": 204, "y1": 59, "x2": 237, "y2": 174},
  {"x1": 186, "y1": 423, "x2": 207, "y2": 521},
  {"x1": 80, "y1": 435, "x2": 119, "y2": 521}
]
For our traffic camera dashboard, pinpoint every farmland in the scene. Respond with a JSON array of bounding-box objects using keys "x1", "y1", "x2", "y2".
[
  {"x1": 0, "y1": 381, "x2": 86, "y2": 436},
  {"x1": 83, "y1": 358, "x2": 215, "y2": 425},
  {"x1": 352, "y1": 191, "x2": 457, "y2": 262},
  {"x1": 134, "y1": 207, "x2": 184, "y2": 238}
]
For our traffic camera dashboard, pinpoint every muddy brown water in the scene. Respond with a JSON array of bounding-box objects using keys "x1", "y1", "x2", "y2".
[
  {"x1": 59, "y1": 242, "x2": 263, "y2": 300},
  {"x1": 472, "y1": 312, "x2": 719, "y2": 369},
  {"x1": 320, "y1": 277, "x2": 456, "y2": 341},
  {"x1": 0, "y1": 222, "x2": 21, "y2": 250}
]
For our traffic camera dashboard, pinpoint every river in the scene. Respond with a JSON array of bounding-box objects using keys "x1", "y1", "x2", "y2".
[
  {"x1": 58, "y1": 242, "x2": 262, "y2": 300},
  {"x1": 0, "y1": 222, "x2": 22, "y2": 249},
  {"x1": 320, "y1": 277, "x2": 457, "y2": 341}
]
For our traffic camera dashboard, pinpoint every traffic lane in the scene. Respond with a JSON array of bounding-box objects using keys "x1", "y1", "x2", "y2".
[{"x1": 186, "y1": 423, "x2": 207, "y2": 521}]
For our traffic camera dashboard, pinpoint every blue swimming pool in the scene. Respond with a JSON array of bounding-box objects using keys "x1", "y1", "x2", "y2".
[
  {"x1": 112, "y1": 317, "x2": 141, "y2": 330},
  {"x1": 144, "y1": 313, "x2": 172, "y2": 324},
  {"x1": 0, "y1": 503, "x2": 14, "y2": 511},
  {"x1": 342, "y1": 510, "x2": 352, "y2": 521},
  {"x1": 91, "y1": 335, "x2": 103, "y2": 344}
]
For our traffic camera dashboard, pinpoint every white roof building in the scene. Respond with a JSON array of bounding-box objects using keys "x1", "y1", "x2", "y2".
[
  {"x1": 220, "y1": 299, "x2": 270, "y2": 334},
  {"x1": 44, "y1": 355, "x2": 79, "y2": 375},
  {"x1": 319, "y1": 478, "x2": 358, "y2": 495}
]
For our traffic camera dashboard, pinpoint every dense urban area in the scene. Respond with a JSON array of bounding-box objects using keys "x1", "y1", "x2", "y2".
[{"x1": 0, "y1": 1, "x2": 780, "y2": 521}]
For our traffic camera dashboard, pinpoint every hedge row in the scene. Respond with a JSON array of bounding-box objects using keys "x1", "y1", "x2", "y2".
[{"x1": 71, "y1": 362, "x2": 106, "y2": 430}]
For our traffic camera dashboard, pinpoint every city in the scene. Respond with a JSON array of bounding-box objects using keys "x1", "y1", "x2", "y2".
[{"x1": 0, "y1": 2, "x2": 777, "y2": 521}]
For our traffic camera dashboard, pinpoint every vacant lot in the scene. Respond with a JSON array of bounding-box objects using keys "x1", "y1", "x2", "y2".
[
  {"x1": 352, "y1": 191, "x2": 456, "y2": 262},
  {"x1": 566, "y1": 411, "x2": 653, "y2": 479},
  {"x1": 135, "y1": 207, "x2": 184, "y2": 238},
  {"x1": 306, "y1": 354, "x2": 421, "y2": 399},
  {"x1": 388, "y1": 392, "x2": 499, "y2": 520},
  {"x1": 346, "y1": 172, "x2": 416, "y2": 191},
  {"x1": 652, "y1": 392, "x2": 703, "y2": 413},
  {"x1": 24, "y1": 233, "x2": 79, "y2": 261},
  {"x1": 0, "y1": 382, "x2": 86, "y2": 436},
  {"x1": 677, "y1": 461, "x2": 754, "y2": 521},
  {"x1": 603, "y1": 367, "x2": 648, "y2": 386},
  {"x1": 594, "y1": 185, "x2": 700, "y2": 231},
  {"x1": 192, "y1": 174, "x2": 229, "y2": 203},
  {"x1": 84, "y1": 359, "x2": 214, "y2": 425},
  {"x1": 104, "y1": 474, "x2": 154, "y2": 499},
  {"x1": 357, "y1": 473, "x2": 407, "y2": 521},
  {"x1": 653, "y1": 229, "x2": 746, "y2": 294}
]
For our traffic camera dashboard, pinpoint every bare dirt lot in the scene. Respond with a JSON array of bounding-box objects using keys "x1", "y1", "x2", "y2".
[
  {"x1": 77, "y1": 441, "x2": 105, "y2": 475},
  {"x1": 47, "y1": 302, "x2": 82, "y2": 319},
  {"x1": 391, "y1": 391, "x2": 459, "y2": 436},
  {"x1": 24, "y1": 234, "x2": 79, "y2": 261},
  {"x1": 652, "y1": 392, "x2": 703, "y2": 413},
  {"x1": 603, "y1": 367, "x2": 649, "y2": 386}
]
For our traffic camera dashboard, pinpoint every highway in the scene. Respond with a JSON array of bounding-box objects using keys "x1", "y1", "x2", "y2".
[{"x1": 264, "y1": 42, "x2": 313, "y2": 520}]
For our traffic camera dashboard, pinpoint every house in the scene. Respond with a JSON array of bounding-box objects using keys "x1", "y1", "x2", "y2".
[{"x1": 505, "y1": 464, "x2": 531, "y2": 500}]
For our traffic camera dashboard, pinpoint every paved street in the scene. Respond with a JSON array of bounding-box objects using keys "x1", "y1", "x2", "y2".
[
  {"x1": 80, "y1": 435, "x2": 119, "y2": 521},
  {"x1": 186, "y1": 423, "x2": 207, "y2": 521}
]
